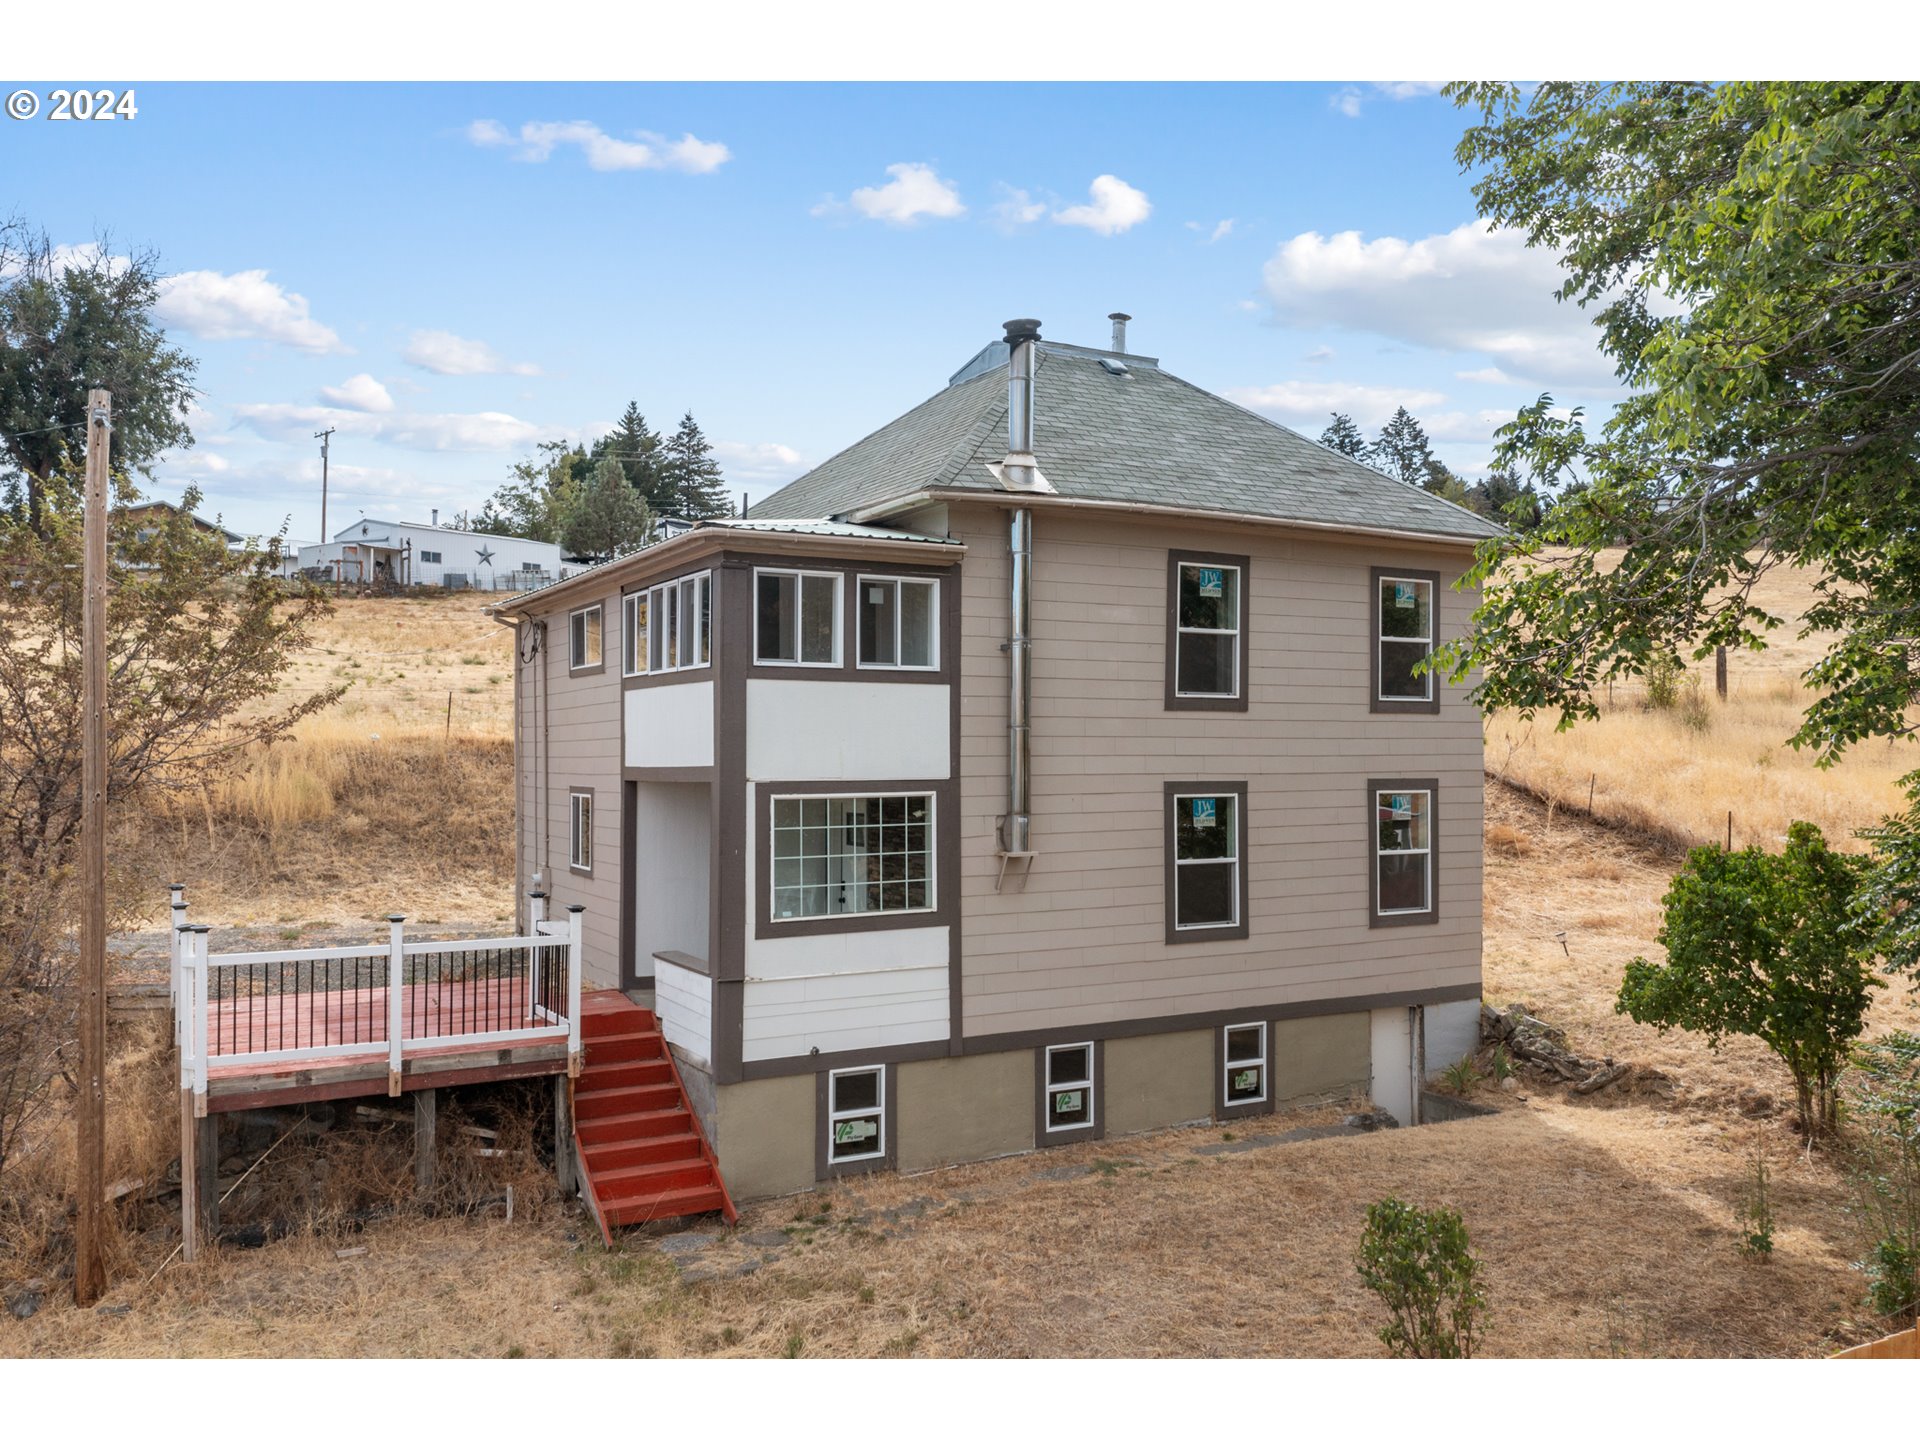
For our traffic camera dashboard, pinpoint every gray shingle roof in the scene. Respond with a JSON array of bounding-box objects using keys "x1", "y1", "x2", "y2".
[{"x1": 749, "y1": 343, "x2": 1502, "y2": 543}]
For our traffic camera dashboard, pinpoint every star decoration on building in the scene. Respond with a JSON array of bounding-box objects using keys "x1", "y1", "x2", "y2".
[{"x1": 475, "y1": 545, "x2": 495, "y2": 566}]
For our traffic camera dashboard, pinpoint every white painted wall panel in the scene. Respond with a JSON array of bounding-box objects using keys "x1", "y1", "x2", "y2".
[
  {"x1": 630, "y1": 781, "x2": 710, "y2": 983},
  {"x1": 744, "y1": 924, "x2": 949, "y2": 982},
  {"x1": 624, "y1": 681, "x2": 714, "y2": 769},
  {"x1": 655, "y1": 960, "x2": 713, "y2": 1067},
  {"x1": 742, "y1": 965, "x2": 949, "y2": 1062},
  {"x1": 745, "y1": 680, "x2": 949, "y2": 781},
  {"x1": 1422, "y1": 999, "x2": 1481, "y2": 1076},
  {"x1": 1370, "y1": 1006, "x2": 1415, "y2": 1127}
]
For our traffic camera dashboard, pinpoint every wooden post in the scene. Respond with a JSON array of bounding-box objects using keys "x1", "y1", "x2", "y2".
[
  {"x1": 75, "y1": 389, "x2": 111, "y2": 1308},
  {"x1": 198, "y1": 1115, "x2": 220, "y2": 1238},
  {"x1": 179, "y1": 1086, "x2": 199, "y2": 1263},
  {"x1": 1715, "y1": 645, "x2": 1728, "y2": 701},
  {"x1": 553, "y1": 1074, "x2": 577, "y2": 1197},
  {"x1": 413, "y1": 1088, "x2": 437, "y2": 1195},
  {"x1": 444, "y1": 689, "x2": 453, "y2": 741},
  {"x1": 387, "y1": 914, "x2": 406, "y2": 1097},
  {"x1": 1727, "y1": 810, "x2": 1734, "y2": 852}
]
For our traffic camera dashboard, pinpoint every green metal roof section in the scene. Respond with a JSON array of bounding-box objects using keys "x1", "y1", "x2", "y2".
[{"x1": 749, "y1": 342, "x2": 1503, "y2": 543}]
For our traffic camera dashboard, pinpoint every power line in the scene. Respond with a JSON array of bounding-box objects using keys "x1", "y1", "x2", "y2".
[{"x1": 0, "y1": 419, "x2": 88, "y2": 442}]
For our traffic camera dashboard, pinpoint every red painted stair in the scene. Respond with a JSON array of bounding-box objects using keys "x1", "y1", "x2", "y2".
[{"x1": 571, "y1": 992, "x2": 736, "y2": 1241}]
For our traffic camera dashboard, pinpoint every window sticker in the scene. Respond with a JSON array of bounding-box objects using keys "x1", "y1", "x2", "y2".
[
  {"x1": 1054, "y1": 1091, "x2": 1083, "y2": 1115},
  {"x1": 1395, "y1": 581, "x2": 1416, "y2": 609},
  {"x1": 1197, "y1": 567, "x2": 1224, "y2": 598},
  {"x1": 1386, "y1": 794, "x2": 1412, "y2": 819},
  {"x1": 1232, "y1": 1069, "x2": 1260, "y2": 1092},
  {"x1": 834, "y1": 1119, "x2": 878, "y2": 1145},
  {"x1": 1192, "y1": 797, "x2": 1217, "y2": 828}
]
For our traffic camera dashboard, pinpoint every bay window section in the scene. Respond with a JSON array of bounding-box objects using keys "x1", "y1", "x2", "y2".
[
  {"x1": 621, "y1": 591, "x2": 648, "y2": 676},
  {"x1": 756, "y1": 568, "x2": 841, "y2": 666},
  {"x1": 640, "y1": 570, "x2": 711, "y2": 674},
  {"x1": 771, "y1": 793, "x2": 934, "y2": 922}
]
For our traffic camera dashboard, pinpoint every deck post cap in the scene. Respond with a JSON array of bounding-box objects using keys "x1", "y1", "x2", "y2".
[
  {"x1": 386, "y1": 913, "x2": 407, "y2": 923},
  {"x1": 171, "y1": 901, "x2": 187, "y2": 910},
  {"x1": 529, "y1": 889, "x2": 548, "y2": 899},
  {"x1": 565, "y1": 903, "x2": 585, "y2": 913},
  {"x1": 169, "y1": 882, "x2": 185, "y2": 892}
]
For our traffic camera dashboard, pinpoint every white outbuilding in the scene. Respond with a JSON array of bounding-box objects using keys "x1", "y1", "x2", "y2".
[{"x1": 297, "y1": 515, "x2": 574, "y2": 591}]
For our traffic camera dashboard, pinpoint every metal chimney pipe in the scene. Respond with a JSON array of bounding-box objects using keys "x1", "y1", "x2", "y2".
[
  {"x1": 1108, "y1": 312, "x2": 1131, "y2": 352},
  {"x1": 1000, "y1": 318, "x2": 1041, "y2": 857},
  {"x1": 431, "y1": 508, "x2": 439, "y2": 527}
]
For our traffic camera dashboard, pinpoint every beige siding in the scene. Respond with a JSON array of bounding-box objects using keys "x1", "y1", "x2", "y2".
[
  {"x1": 950, "y1": 504, "x2": 1483, "y2": 1037},
  {"x1": 512, "y1": 589, "x2": 628, "y2": 990}
]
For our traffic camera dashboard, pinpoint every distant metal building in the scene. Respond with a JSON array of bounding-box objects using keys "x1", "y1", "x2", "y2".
[{"x1": 297, "y1": 515, "x2": 571, "y2": 590}]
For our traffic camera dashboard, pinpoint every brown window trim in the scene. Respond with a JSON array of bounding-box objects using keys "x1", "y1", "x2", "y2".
[
  {"x1": 1165, "y1": 549, "x2": 1250, "y2": 713},
  {"x1": 1368, "y1": 777, "x2": 1439, "y2": 929},
  {"x1": 1369, "y1": 566, "x2": 1441, "y2": 715},
  {"x1": 568, "y1": 786, "x2": 595, "y2": 876},
  {"x1": 754, "y1": 778, "x2": 957, "y2": 942},
  {"x1": 1034, "y1": 1040, "x2": 1105, "y2": 1148},
  {"x1": 815, "y1": 1063, "x2": 897, "y2": 1181},
  {"x1": 1163, "y1": 779, "x2": 1251, "y2": 945},
  {"x1": 1215, "y1": 1020, "x2": 1276, "y2": 1120},
  {"x1": 567, "y1": 602, "x2": 606, "y2": 676}
]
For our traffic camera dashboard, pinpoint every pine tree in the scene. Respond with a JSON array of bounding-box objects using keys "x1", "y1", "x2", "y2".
[
  {"x1": 561, "y1": 456, "x2": 655, "y2": 560},
  {"x1": 1367, "y1": 408, "x2": 1441, "y2": 487},
  {"x1": 599, "y1": 402, "x2": 669, "y2": 512},
  {"x1": 1320, "y1": 412, "x2": 1369, "y2": 459},
  {"x1": 662, "y1": 411, "x2": 732, "y2": 520}
]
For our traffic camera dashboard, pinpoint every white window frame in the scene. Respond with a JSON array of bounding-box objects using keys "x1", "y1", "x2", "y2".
[
  {"x1": 568, "y1": 604, "x2": 603, "y2": 672},
  {"x1": 753, "y1": 567, "x2": 843, "y2": 668},
  {"x1": 641, "y1": 570, "x2": 712, "y2": 675},
  {"x1": 569, "y1": 791, "x2": 593, "y2": 873},
  {"x1": 1377, "y1": 574, "x2": 1435, "y2": 703},
  {"x1": 620, "y1": 591, "x2": 648, "y2": 677},
  {"x1": 1174, "y1": 560, "x2": 1243, "y2": 700},
  {"x1": 1373, "y1": 786, "x2": 1433, "y2": 917},
  {"x1": 768, "y1": 791, "x2": 937, "y2": 923},
  {"x1": 419, "y1": 549, "x2": 442, "y2": 565},
  {"x1": 826, "y1": 1065, "x2": 886, "y2": 1166},
  {"x1": 1172, "y1": 790, "x2": 1240, "y2": 932},
  {"x1": 855, "y1": 574, "x2": 940, "y2": 672},
  {"x1": 1222, "y1": 1022, "x2": 1268, "y2": 1108},
  {"x1": 1043, "y1": 1043, "x2": 1097, "y2": 1134}
]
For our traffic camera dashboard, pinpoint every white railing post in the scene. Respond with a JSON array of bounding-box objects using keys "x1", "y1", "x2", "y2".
[
  {"x1": 529, "y1": 887, "x2": 547, "y2": 931},
  {"x1": 190, "y1": 926, "x2": 210, "y2": 1110},
  {"x1": 566, "y1": 904, "x2": 584, "y2": 1077},
  {"x1": 169, "y1": 883, "x2": 187, "y2": 1050},
  {"x1": 386, "y1": 914, "x2": 406, "y2": 1097}
]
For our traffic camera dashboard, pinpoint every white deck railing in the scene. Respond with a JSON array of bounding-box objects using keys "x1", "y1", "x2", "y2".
[{"x1": 170, "y1": 887, "x2": 584, "y2": 1108}]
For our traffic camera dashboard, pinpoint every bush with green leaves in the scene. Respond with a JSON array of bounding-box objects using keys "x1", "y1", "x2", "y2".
[
  {"x1": 1844, "y1": 1033, "x2": 1920, "y2": 1323},
  {"x1": 1354, "y1": 1197, "x2": 1487, "y2": 1358},
  {"x1": 1617, "y1": 822, "x2": 1880, "y2": 1135},
  {"x1": 1738, "y1": 1147, "x2": 1775, "y2": 1261}
]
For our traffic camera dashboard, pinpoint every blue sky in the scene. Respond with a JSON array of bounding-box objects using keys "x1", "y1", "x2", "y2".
[{"x1": 4, "y1": 81, "x2": 1630, "y2": 541}]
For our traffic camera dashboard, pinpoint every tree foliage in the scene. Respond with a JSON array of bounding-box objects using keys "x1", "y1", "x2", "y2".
[
  {"x1": 1354, "y1": 1197, "x2": 1487, "y2": 1358},
  {"x1": 0, "y1": 222, "x2": 198, "y2": 533},
  {"x1": 1319, "y1": 411, "x2": 1369, "y2": 459},
  {"x1": 1435, "y1": 83, "x2": 1920, "y2": 764},
  {"x1": 472, "y1": 440, "x2": 583, "y2": 544},
  {"x1": 561, "y1": 456, "x2": 655, "y2": 560},
  {"x1": 662, "y1": 411, "x2": 733, "y2": 520},
  {"x1": 1617, "y1": 822, "x2": 1881, "y2": 1135}
]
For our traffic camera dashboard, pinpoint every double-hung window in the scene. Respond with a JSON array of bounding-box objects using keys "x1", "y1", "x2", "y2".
[
  {"x1": 419, "y1": 549, "x2": 442, "y2": 564},
  {"x1": 641, "y1": 571, "x2": 712, "y2": 674},
  {"x1": 756, "y1": 568, "x2": 841, "y2": 666},
  {"x1": 621, "y1": 591, "x2": 649, "y2": 676},
  {"x1": 1372, "y1": 783, "x2": 1436, "y2": 924},
  {"x1": 857, "y1": 576, "x2": 938, "y2": 669},
  {"x1": 568, "y1": 604, "x2": 603, "y2": 672},
  {"x1": 1222, "y1": 1023, "x2": 1268, "y2": 1109},
  {"x1": 1167, "y1": 785, "x2": 1247, "y2": 941},
  {"x1": 1168, "y1": 552, "x2": 1246, "y2": 708},
  {"x1": 569, "y1": 790, "x2": 593, "y2": 873},
  {"x1": 826, "y1": 1066, "x2": 885, "y2": 1166},
  {"x1": 1042, "y1": 1043, "x2": 1096, "y2": 1136},
  {"x1": 1373, "y1": 569, "x2": 1439, "y2": 711},
  {"x1": 771, "y1": 793, "x2": 933, "y2": 921}
]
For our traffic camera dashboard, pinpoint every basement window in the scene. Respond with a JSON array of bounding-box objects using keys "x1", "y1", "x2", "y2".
[
  {"x1": 755, "y1": 568, "x2": 841, "y2": 666},
  {"x1": 827, "y1": 1066, "x2": 885, "y2": 1165},
  {"x1": 771, "y1": 793, "x2": 933, "y2": 921},
  {"x1": 1373, "y1": 569, "x2": 1439, "y2": 712},
  {"x1": 568, "y1": 604, "x2": 603, "y2": 672},
  {"x1": 569, "y1": 790, "x2": 593, "y2": 874},
  {"x1": 621, "y1": 591, "x2": 649, "y2": 676},
  {"x1": 1222, "y1": 1023, "x2": 1268, "y2": 1108},
  {"x1": 1167, "y1": 786, "x2": 1247, "y2": 940},
  {"x1": 1167, "y1": 552, "x2": 1247, "y2": 709},
  {"x1": 857, "y1": 576, "x2": 938, "y2": 669},
  {"x1": 643, "y1": 571, "x2": 712, "y2": 674},
  {"x1": 1043, "y1": 1043, "x2": 1096, "y2": 1134},
  {"x1": 1372, "y1": 784, "x2": 1436, "y2": 924}
]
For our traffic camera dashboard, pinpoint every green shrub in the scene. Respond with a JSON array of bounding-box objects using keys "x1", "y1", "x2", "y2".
[
  {"x1": 1845, "y1": 1033, "x2": 1920, "y2": 1323},
  {"x1": 1738, "y1": 1147, "x2": 1775, "y2": 1260},
  {"x1": 1355, "y1": 1197, "x2": 1487, "y2": 1358}
]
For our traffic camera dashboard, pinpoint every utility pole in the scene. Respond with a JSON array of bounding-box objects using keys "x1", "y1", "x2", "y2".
[
  {"x1": 315, "y1": 426, "x2": 335, "y2": 542},
  {"x1": 76, "y1": 389, "x2": 111, "y2": 1307}
]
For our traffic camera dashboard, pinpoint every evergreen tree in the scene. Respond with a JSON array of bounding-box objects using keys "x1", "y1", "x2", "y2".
[
  {"x1": 1320, "y1": 412, "x2": 1369, "y2": 459},
  {"x1": 662, "y1": 411, "x2": 732, "y2": 520},
  {"x1": 597, "y1": 402, "x2": 670, "y2": 513},
  {"x1": 561, "y1": 456, "x2": 655, "y2": 560},
  {"x1": 1367, "y1": 408, "x2": 1442, "y2": 488}
]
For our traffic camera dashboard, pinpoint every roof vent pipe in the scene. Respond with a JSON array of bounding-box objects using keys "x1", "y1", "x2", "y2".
[
  {"x1": 1000, "y1": 318, "x2": 1040, "y2": 861},
  {"x1": 1108, "y1": 312, "x2": 1131, "y2": 352}
]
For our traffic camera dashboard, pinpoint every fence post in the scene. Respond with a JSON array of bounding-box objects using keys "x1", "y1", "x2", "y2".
[
  {"x1": 190, "y1": 926, "x2": 210, "y2": 1111},
  {"x1": 169, "y1": 883, "x2": 187, "y2": 1050},
  {"x1": 566, "y1": 904, "x2": 584, "y2": 1077},
  {"x1": 387, "y1": 914, "x2": 407, "y2": 1097}
]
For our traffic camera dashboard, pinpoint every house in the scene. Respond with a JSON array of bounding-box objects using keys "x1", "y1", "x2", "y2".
[
  {"x1": 489, "y1": 315, "x2": 1499, "y2": 1209},
  {"x1": 119, "y1": 498, "x2": 246, "y2": 549},
  {"x1": 297, "y1": 512, "x2": 570, "y2": 590}
]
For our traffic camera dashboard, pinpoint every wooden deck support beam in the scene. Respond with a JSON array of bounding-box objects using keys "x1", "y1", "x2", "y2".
[
  {"x1": 179, "y1": 1087, "x2": 200, "y2": 1263},
  {"x1": 198, "y1": 1114, "x2": 220, "y2": 1237},
  {"x1": 413, "y1": 1087, "x2": 437, "y2": 1195},
  {"x1": 553, "y1": 1075, "x2": 577, "y2": 1197}
]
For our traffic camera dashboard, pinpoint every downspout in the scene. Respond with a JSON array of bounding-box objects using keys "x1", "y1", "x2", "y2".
[{"x1": 998, "y1": 318, "x2": 1042, "y2": 864}]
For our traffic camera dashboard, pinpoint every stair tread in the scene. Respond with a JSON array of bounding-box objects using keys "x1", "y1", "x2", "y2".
[
  {"x1": 591, "y1": 1155, "x2": 714, "y2": 1185},
  {"x1": 602, "y1": 1185, "x2": 726, "y2": 1222}
]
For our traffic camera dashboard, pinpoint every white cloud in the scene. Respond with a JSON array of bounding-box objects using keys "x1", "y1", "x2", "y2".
[
  {"x1": 154, "y1": 269, "x2": 346, "y2": 354},
  {"x1": 1330, "y1": 82, "x2": 1444, "y2": 117},
  {"x1": 711, "y1": 440, "x2": 805, "y2": 488},
  {"x1": 402, "y1": 329, "x2": 539, "y2": 377},
  {"x1": 1225, "y1": 379, "x2": 1450, "y2": 432},
  {"x1": 1053, "y1": 175, "x2": 1152, "y2": 236},
  {"x1": 1187, "y1": 219, "x2": 1234, "y2": 243},
  {"x1": 318, "y1": 373, "x2": 395, "y2": 413},
  {"x1": 467, "y1": 119, "x2": 729, "y2": 174},
  {"x1": 231, "y1": 401, "x2": 551, "y2": 453},
  {"x1": 1455, "y1": 366, "x2": 1518, "y2": 385},
  {"x1": 1261, "y1": 221, "x2": 1619, "y2": 387},
  {"x1": 990, "y1": 185, "x2": 1047, "y2": 230},
  {"x1": 815, "y1": 163, "x2": 967, "y2": 226},
  {"x1": 1304, "y1": 345, "x2": 1335, "y2": 365}
]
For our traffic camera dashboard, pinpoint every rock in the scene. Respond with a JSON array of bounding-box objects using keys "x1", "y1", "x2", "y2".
[
  {"x1": 1572, "y1": 1062, "x2": 1633, "y2": 1096},
  {"x1": 735, "y1": 1260, "x2": 762, "y2": 1277},
  {"x1": 1342, "y1": 1111, "x2": 1397, "y2": 1131},
  {"x1": 742, "y1": 1229, "x2": 789, "y2": 1248},
  {"x1": 1499, "y1": 1076, "x2": 1519, "y2": 1093},
  {"x1": 1035, "y1": 1164, "x2": 1093, "y2": 1182},
  {"x1": 1737, "y1": 1090, "x2": 1775, "y2": 1117},
  {"x1": 658, "y1": 1232, "x2": 716, "y2": 1256},
  {"x1": 6, "y1": 1291, "x2": 40, "y2": 1320},
  {"x1": 97, "y1": 1304, "x2": 130, "y2": 1316}
]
